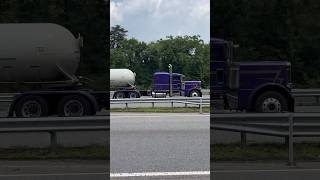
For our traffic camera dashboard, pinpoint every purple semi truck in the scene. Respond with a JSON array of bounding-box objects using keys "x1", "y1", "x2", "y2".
[
  {"x1": 211, "y1": 38, "x2": 294, "y2": 112},
  {"x1": 111, "y1": 69, "x2": 202, "y2": 99}
]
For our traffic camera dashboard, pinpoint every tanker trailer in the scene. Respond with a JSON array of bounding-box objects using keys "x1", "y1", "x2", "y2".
[
  {"x1": 110, "y1": 68, "x2": 202, "y2": 99},
  {"x1": 0, "y1": 23, "x2": 108, "y2": 117},
  {"x1": 110, "y1": 69, "x2": 141, "y2": 98}
]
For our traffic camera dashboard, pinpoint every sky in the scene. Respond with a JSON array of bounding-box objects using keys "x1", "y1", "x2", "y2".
[{"x1": 110, "y1": 0, "x2": 210, "y2": 43}]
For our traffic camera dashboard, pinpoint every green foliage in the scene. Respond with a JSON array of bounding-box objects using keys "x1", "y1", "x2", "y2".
[
  {"x1": 110, "y1": 25, "x2": 210, "y2": 88},
  {"x1": 212, "y1": 0, "x2": 320, "y2": 87}
]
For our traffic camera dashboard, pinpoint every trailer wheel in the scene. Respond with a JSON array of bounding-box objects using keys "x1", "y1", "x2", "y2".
[
  {"x1": 15, "y1": 95, "x2": 48, "y2": 117},
  {"x1": 189, "y1": 89, "x2": 201, "y2": 97},
  {"x1": 58, "y1": 95, "x2": 92, "y2": 117},
  {"x1": 129, "y1": 91, "x2": 140, "y2": 98},
  {"x1": 255, "y1": 91, "x2": 288, "y2": 112},
  {"x1": 114, "y1": 92, "x2": 125, "y2": 99}
]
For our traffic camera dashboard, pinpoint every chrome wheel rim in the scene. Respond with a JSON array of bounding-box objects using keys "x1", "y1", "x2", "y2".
[
  {"x1": 262, "y1": 98, "x2": 281, "y2": 112},
  {"x1": 191, "y1": 92, "x2": 199, "y2": 97}
]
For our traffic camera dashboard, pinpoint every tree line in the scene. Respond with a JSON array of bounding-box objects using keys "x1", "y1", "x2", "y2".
[
  {"x1": 110, "y1": 25, "x2": 210, "y2": 89},
  {"x1": 212, "y1": 0, "x2": 320, "y2": 88}
]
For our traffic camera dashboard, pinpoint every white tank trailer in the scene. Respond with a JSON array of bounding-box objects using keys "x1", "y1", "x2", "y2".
[
  {"x1": 0, "y1": 23, "x2": 80, "y2": 83},
  {"x1": 110, "y1": 69, "x2": 141, "y2": 98},
  {"x1": 110, "y1": 69, "x2": 135, "y2": 89},
  {"x1": 0, "y1": 23, "x2": 108, "y2": 117}
]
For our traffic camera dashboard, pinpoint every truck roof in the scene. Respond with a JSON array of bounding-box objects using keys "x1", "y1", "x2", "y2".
[{"x1": 211, "y1": 38, "x2": 228, "y2": 44}]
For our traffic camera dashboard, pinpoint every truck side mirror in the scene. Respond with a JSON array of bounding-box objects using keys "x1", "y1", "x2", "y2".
[{"x1": 77, "y1": 33, "x2": 83, "y2": 48}]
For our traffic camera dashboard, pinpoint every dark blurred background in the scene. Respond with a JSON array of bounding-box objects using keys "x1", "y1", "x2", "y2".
[{"x1": 211, "y1": 0, "x2": 320, "y2": 88}]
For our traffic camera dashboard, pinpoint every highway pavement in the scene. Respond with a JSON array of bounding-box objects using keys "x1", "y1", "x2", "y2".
[{"x1": 110, "y1": 112, "x2": 210, "y2": 179}]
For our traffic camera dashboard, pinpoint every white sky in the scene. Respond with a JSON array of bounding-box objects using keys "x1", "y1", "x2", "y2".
[{"x1": 110, "y1": 0, "x2": 210, "y2": 43}]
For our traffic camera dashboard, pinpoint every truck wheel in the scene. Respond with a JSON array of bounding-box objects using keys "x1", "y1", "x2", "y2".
[
  {"x1": 58, "y1": 95, "x2": 92, "y2": 117},
  {"x1": 189, "y1": 90, "x2": 201, "y2": 97},
  {"x1": 15, "y1": 96, "x2": 48, "y2": 117},
  {"x1": 255, "y1": 91, "x2": 288, "y2": 112},
  {"x1": 114, "y1": 92, "x2": 125, "y2": 99}
]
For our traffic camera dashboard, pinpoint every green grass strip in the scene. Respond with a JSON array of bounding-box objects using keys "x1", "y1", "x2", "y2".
[
  {"x1": 0, "y1": 145, "x2": 108, "y2": 160},
  {"x1": 211, "y1": 143, "x2": 320, "y2": 161}
]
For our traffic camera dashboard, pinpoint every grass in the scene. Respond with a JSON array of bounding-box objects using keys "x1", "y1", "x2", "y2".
[
  {"x1": 211, "y1": 143, "x2": 320, "y2": 161},
  {"x1": 0, "y1": 145, "x2": 108, "y2": 160},
  {"x1": 111, "y1": 106, "x2": 210, "y2": 113}
]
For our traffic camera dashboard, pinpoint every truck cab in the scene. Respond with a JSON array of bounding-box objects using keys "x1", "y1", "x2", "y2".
[
  {"x1": 211, "y1": 38, "x2": 294, "y2": 112},
  {"x1": 152, "y1": 72, "x2": 202, "y2": 97}
]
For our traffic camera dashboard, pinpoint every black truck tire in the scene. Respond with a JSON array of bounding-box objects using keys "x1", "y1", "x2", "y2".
[
  {"x1": 254, "y1": 91, "x2": 288, "y2": 112},
  {"x1": 15, "y1": 95, "x2": 48, "y2": 117},
  {"x1": 58, "y1": 95, "x2": 93, "y2": 117},
  {"x1": 128, "y1": 91, "x2": 140, "y2": 98},
  {"x1": 113, "y1": 91, "x2": 125, "y2": 99},
  {"x1": 189, "y1": 89, "x2": 201, "y2": 97}
]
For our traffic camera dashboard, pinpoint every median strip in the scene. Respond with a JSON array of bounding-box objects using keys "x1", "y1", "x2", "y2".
[
  {"x1": 211, "y1": 143, "x2": 320, "y2": 161},
  {"x1": 0, "y1": 146, "x2": 108, "y2": 160}
]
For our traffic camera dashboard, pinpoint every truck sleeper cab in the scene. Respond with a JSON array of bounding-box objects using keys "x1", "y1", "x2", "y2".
[
  {"x1": 152, "y1": 72, "x2": 202, "y2": 97},
  {"x1": 211, "y1": 38, "x2": 294, "y2": 112}
]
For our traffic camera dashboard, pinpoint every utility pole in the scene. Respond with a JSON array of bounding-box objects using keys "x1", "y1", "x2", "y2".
[{"x1": 168, "y1": 64, "x2": 173, "y2": 97}]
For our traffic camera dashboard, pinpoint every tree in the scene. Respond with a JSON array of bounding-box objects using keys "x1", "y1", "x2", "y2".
[{"x1": 110, "y1": 25, "x2": 128, "y2": 49}]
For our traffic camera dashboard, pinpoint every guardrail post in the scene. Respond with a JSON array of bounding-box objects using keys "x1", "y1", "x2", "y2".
[
  {"x1": 50, "y1": 131, "x2": 57, "y2": 152},
  {"x1": 288, "y1": 113, "x2": 295, "y2": 166},
  {"x1": 125, "y1": 102, "x2": 128, "y2": 110},
  {"x1": 199, "y1": 98, "x2": 203, "y2": 114},
  {"x1": 171, "y1": 101, "x2": 174, "y2": 112},
  {"x1": 152, "y1": 102, "x2": 155, "y2": 108},
  {"x1": 241, "y1": 131, "x2": 247, "y2": 147}
]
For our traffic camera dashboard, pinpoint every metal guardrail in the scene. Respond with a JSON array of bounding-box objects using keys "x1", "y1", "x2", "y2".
[
  {"x1": 0, "y1": 116, "x2": 109, "y2": 151},
  {"x1": 292, "y1": 89, "x2": 320, "y2": 106},
  {"x1": 111, "y1": 97, "x2": 210, "y2": 113},
  {"x1": 0, "y1": 93, "x2": 16, "y2": 103},
  {"x1": 211, "y1": 113, "x2": 320, "y2": 166}
]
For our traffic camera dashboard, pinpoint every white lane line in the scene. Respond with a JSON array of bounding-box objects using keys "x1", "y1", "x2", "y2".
[
  {"x1": 110, "y1": 171, "x2": 210, "y2": 177},
  {"x1": 212, "y1": 168, "x2": 320, "y2": 173},
  {"x1": 0, "y1": 172, "x2": 107, "y2": 177}
]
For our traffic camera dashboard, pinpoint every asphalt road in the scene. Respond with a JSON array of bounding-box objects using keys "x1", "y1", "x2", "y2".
[
  {"x1": 211, "y1": 162, "x2": 320, "y2": 180},
  {"x1": 0, "y1": 160, "x2": 108, "y2": 180},
  {"x1": 110, "y1": 112, "x2": 210, "y2": 179}
]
